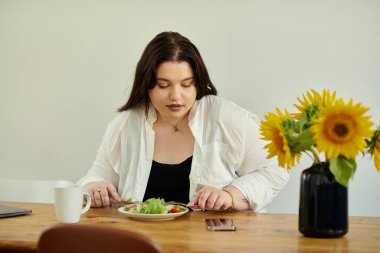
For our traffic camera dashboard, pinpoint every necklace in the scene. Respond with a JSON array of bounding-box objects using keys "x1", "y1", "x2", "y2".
[
  {"x1": 169, "y1": 124, "x2": 178, "y2": 133},
  {"x1": 160, "y1": 114, "x2": 188, "y2": 133},
  {"x1": 162, "y1": 120, "x2": 179, "y2": 133}
]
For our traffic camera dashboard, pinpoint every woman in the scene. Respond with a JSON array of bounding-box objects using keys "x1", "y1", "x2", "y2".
[{"x1": 78, "y1": 31, "x2": 289, "y2": 211}]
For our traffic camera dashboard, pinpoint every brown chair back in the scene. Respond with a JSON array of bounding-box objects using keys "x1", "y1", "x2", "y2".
[{"x1": 37, "y1": 223, "x2": 162, "y2": 253}]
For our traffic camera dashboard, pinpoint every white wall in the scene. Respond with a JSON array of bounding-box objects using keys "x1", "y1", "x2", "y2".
[{"x1": 1, "y1": 0, "x2": 379, "y2": 216}]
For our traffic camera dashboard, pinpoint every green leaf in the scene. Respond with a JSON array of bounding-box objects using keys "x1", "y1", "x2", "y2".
[
  {"x1": 298, "y1": 113, "x2": 309, "y2": 130},
  {"x1": 282, "y1": 118, "x2": 297, "y2": 132},
  {"x1": 306, "y1": 104, "x2": 319, "y2": 120},
  {"x1": 281, "y1": 116, "x2": 315, "y2": 155},
  {"x1": 140, "y1": 198, "x2": 168, "y2": 214},
  {"x1": 289, "y1": 129, "x2": 315, "y2": 153},
  {"x1": 366, "y1": 125, "x2": 380, "y2": 154},
  {"x1": 300, "y1": 103, "x2": 319, "y2": 129},
  {"x1": 329, "y1": 156, "x2": 357, "y2": 187}
]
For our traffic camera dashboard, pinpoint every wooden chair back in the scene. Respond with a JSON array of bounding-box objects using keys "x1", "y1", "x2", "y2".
[{"x1": 37, "y1": 223, "x2": 162, "y2": 253}]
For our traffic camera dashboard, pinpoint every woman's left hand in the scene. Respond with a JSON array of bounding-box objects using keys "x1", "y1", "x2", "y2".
[{"x1": 188, "y1": 186, "x2": 233, "y2": 211}]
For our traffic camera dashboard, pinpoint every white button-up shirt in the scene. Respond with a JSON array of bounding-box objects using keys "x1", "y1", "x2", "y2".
[{"x1": 77, "y1": 95, "x2": 289, "y2": 211}]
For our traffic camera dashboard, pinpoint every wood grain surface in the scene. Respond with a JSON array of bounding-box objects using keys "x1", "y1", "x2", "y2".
[{"x1": 1, "y1": 201, "x2": 379, "y2": 253}]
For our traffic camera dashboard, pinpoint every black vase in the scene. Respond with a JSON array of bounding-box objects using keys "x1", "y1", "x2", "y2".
[{"x1": 299, "y1": 162, "x2": 348, "y2": 238}]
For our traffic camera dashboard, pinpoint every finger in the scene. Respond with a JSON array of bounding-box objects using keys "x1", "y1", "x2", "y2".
[
  {"x1": 221, "y1": 201, "x2": 232, "y2": 210},
  {"x1": 100, "y1": 189, "x2": 110, "y2": 207},
  {"x1": 107, "y1": 184, "x2": 121, "y2": 201},
  {"x1": 88, "y1": 191, "x2": 96, "y2": 207},
  {"x1": 194, "y1": 191, "x2": 205, "y2": 209},
  {"x1": 220, "y1": 191, "x2": 233, "y2": 210},
  {"x1": 198, "y1": 191, "x2": 211, "y2": 210},
  {"x1": 213, "y1": 197, "x2": 225, "y2": 210},
  {"x1": 220, "y1": 197, "x2": 232, "y2": 210},
  {"x1": 84, "y1": 182, "x2": 105, "y2": 207},
  {"x1": 188, "y1": 192, "x2": 201, "y2": 206},
  {"x1": 93, "y1": 190, "x2": 103, "y2": 207},
  {"x1": 205, "y1": 192, "x2": 219, "y2": 210}
]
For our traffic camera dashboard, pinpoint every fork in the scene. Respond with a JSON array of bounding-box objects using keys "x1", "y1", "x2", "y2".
[{"x1": 165, "y1": 201, "x2": 201, "y2": 211}]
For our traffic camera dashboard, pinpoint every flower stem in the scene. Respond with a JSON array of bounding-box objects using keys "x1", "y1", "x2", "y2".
[
  {"x1": 303, "y1": 151, "x2": 315, "y2": 162},
  {"x1": 310, "y1": 147, "x2": 321, "y2": 163}
]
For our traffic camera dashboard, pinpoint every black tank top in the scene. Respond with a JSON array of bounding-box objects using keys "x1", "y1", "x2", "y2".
[{"x1": 143, "y1": 156, "x2": 192, "y2": 203}]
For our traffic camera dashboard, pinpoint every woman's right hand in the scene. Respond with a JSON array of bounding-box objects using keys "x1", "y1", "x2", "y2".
[{"x1": 83, "y1": 180, "x2": 121, "y2": 208}]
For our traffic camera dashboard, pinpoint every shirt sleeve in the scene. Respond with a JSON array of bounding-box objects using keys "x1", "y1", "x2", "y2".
[
  {"x1": 76, "y1": 117, "x2": 120, "y2": 189},
  {"x1": 229, "y1": 113, "x2": 289, "y2": 212}
]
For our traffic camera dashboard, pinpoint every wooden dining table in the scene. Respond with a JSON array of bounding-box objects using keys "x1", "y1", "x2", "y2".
[{"x1": 1, "y1": 201, "x2": 379, "y2": 253}]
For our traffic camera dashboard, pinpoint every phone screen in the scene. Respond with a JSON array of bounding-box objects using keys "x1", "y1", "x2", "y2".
[{"x1": 205, "y1": 218, "x2": 236, "y2": 231}]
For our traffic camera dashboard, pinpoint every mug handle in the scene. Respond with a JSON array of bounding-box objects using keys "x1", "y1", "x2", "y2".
[{"x1": 81, "y1": 192, "x2": 91, "y2": 214}]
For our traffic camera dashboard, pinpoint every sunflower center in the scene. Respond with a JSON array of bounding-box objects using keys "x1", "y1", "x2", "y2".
[
  {"x1": 325, "y1": 115, "x2": 355, "y2": 143},
  {"x1": 333, "y1": 124, "x2": 349, "y2": 137}
]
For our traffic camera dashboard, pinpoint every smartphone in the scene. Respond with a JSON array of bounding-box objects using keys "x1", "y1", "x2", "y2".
[{"x1": 205, "y1": 218, "x2": 236, "y2": 231}]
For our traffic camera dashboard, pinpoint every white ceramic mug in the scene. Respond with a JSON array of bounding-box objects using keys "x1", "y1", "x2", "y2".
[{"x1": 54, "y1": 185, "x2": 91, "y2": 223}]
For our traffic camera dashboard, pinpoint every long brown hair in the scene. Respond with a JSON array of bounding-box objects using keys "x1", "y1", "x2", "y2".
[{"x1": 118, "y1": 31, "x2": 217, "y2": 114}]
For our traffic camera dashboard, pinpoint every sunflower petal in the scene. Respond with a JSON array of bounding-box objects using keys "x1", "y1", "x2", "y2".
[
  {"x1": 310, "y1": 96, "x2": 374, "y2": 159},
  {"x1": 260, "y1": 109, "x2": 300, "y2": 169}
]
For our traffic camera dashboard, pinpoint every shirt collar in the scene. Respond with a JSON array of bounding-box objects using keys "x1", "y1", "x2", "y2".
[{"x1": 188, "y1": 99, "x2": 203, "y2": 146}]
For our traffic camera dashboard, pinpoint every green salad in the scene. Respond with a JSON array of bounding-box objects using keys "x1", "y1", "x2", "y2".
[{"x1": 124, "y1": 198, "x2": 187, "y2": 214}]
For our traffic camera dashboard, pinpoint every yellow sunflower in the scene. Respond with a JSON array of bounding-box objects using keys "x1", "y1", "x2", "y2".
[
  {"x1": 367, "y1": 126, "x2": 380, "y2": 173},
  {"x1": 374, "y1": 142, "x2": 380, "y2": 173},
  {"x1": 294, "y1": 89, "x2": 336, "y2": 119},
  {"x1": 310, "y1": 98, "x2": 373, "y2": 159},
  {"x1": 260, "y1": 108, "x2": 300, "y2": 170}
]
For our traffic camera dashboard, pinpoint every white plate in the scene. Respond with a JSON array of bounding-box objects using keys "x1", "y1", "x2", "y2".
[{"x1": 118, "y1": 204, "x2": 189, "y2": 221}]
